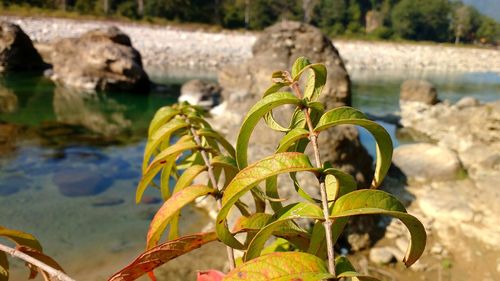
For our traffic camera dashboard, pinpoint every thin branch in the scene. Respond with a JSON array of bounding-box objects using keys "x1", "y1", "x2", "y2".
[
  {"x1": 289, "y1": 76, "x2": 337, "y2": 277},
  {"x1": 183, "y1": 116, "x2": 236, "y2": 270},
  {"x1": 0, "y1": 243, "x2": 75, "y2": 281}
]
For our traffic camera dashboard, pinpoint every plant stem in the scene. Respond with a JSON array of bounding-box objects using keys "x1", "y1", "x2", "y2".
[
  {"x1": 185, "y1": 119, "x2": 236, "y2": 270},
  {"x1": 0, "y1": 243, "x2": 75, "y2": 281},
  {"x1": 291, "y1": 81, "x2": 337, "y2": 277}
]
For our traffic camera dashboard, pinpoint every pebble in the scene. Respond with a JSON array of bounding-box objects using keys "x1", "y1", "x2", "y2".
[
  {"x1": 369, "y1": 247, "x2": 395, "y2": 264},
  {"x1": 91, "y1": 197, "x2": 125, "y2": 207},
  {"x1": 53, "y1": 167, "x2": 113, "y2": 197}
]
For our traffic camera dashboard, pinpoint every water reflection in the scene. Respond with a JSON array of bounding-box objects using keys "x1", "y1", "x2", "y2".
[{"x1": 53, "y1": 86, "x2": 132, "y2": 137}]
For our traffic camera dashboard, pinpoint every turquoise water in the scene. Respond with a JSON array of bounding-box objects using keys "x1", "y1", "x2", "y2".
[{"x1": 0, "y1": 69, "x2": 498, "y2": 279}]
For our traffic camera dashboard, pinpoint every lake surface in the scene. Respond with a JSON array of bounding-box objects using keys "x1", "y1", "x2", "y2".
[{"x1": 0, "y1": 69, "x2": 498, "y2": 280}]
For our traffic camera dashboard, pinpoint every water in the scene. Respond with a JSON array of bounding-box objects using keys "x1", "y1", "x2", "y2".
[{"x1": 0, "y1": 69, "x2": 498, "y2": 280}]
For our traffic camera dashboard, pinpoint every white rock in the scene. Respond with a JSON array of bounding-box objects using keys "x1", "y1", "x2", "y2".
[{"x1": 369, "y1": 247, "x2": 395, "y2": 264}]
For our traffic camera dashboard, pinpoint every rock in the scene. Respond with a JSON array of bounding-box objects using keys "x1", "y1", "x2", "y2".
[
  {"x1": 431, "y1": 243, "x2": 444, "y2": 255},
  {"x1": 48, "y1": 26, "x2": 150, "y2": 92},
  {"x1": 365, "y1": 10, "x2": 384, "y2": 33},
  {"x1": 395, "y1": 237, "x2": 409, "y2": 253},
  {"x1": 0, "y1": 175, "x2": 31, "y2": 196},
  {"x1": 0, "y1": 122, "x2": 19, "y2": 155},
  {"x1": 218, "y1": 20, "x2": 351, "y2": 111},
  {"x1": 393, "y1": 143, "x2": 463, "y2": 182},
  {"x1": 141, "y1": 196, "x2": 162, "y2": 205},
  {"x1": 179, "y1": 79, "x2": 221, "y2": 109},
  {"x1": 400, "y1": 79, "x2": 438, "y2": 105},
  {"x1": 0, "y1": 21, "x2": 46, "y2": 72},
  {"x1": 455, "y1": 96, "x2": 479, "y2": 109},
  {"x1": 53, "y1": 167, "x2": 113, "y2": 197},
  {"x1": 369, "y1": 247, "x2": 395, "y2": 264},
  {"x1": 91, "y1": 197, "x2": 125, "y2": 207}
]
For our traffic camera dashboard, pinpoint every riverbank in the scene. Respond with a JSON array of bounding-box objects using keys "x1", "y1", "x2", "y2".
[{"x1": 1, "y1": 15, "x2": 499, "y2": 73}]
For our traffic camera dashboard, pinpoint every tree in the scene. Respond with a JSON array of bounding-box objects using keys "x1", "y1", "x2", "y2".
[
  {"x1": 391, "y1": 0, "x2": 451, "y2": 42},
  {"x1": 453, "y1": 5, "x2": 472, "y2": 44}
]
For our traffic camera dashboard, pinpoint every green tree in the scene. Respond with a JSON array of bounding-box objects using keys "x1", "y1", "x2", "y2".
[
  {"x1": 391, "y1": 0, "x2": 451, "y2": 41},
  {"x1": 477, "y1": 16, "x2": 500, "y2": 43}
]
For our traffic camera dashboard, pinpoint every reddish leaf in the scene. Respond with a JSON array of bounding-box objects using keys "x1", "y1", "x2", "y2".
[
  {"x1": 108, "y1": 232, "x2": 218, "y2": 281},
  {"x1": 197, "y1": 270, "x2": 225, "y2": 281}
]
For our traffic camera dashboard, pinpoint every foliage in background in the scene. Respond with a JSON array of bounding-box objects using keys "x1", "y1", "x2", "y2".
[
  {"x1": 1, "y1": 0, "x2": 499, "y2": 44},
  {"x1": 109, "y1": 57, "x2": 427, "y2": 280}
]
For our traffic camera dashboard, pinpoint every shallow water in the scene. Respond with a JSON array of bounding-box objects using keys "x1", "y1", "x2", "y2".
[{"x1": 0, "y1": 69, "x2": 498, "y2": 280}]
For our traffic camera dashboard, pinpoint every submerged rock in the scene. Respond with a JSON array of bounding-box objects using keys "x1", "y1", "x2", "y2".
[
  {"x1": 0, "y1": 21, "x2": 46, "y2": 72},
  {"x1": 400, "y1": 79, "x2": 438, "y2": 105},
  {"x1": 47, "y1": 26, "x2": 150, "y2": 92},
  {"x1": 53, "y1": 167, "x2": 113, "y2": 197}
]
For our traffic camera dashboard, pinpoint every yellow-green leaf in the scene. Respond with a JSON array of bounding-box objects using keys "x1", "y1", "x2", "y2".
[
  {"x1": 315, "y1": 107, "x2": 393, "y2": 188},
  {"x1": 223, "y1": 252, "x2": 334, "y2": 281},
  {"x1": 147, "y1": 185, "x2": 215, "y2": 249},
  {"x1": 217, "y1": 153, "x2": 318, "y2": 250}
]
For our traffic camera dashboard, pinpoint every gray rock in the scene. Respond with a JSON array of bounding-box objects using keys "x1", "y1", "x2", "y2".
[
  {"x1": 369, "y1": 247, "x2": 395, "y2": 264},
  {"x1": 53, "y1": 167, "x2": 113, "y2": 197},
  {"x1": 395, "y1": 237, "x2": 409, "y2": 253},
  {"x1": 0, "y1": 21, "x2": 46, "y2": 72},
  {"x1": 393, "y1": 143, "x2": 463, "y2": 181},
  {"x1": 179, "y1": 79, "x2": 221, "y2": 109},
  {"x1": 48, "y1": 26, "x2": 150, "y2": 92},
  {"x1": 91, "y1": 197, "x2": 125, "y2": 207},
  {"x1": 400, "y1": 79, "x2": 438, "y2": 105},
  {"x1": 455, "y1": 96, "x2": 479, "y2": 109}
]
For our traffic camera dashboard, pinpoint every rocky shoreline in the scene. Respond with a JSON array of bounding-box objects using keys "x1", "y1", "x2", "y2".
[{"x1": 2, "y1": 15, "x2": 500, "y2": 73}]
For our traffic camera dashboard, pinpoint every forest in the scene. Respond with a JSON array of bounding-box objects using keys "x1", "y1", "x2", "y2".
[{"x1": 1, "y1": 0, "x2": 499, "y2": 44}]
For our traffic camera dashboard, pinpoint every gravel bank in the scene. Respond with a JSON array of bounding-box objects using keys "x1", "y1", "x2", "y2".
[{"x1": 2, "y1": 16, "x2": 500, "y2": 73}]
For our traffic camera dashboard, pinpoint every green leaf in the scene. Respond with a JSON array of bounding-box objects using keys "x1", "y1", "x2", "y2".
[
  {"x1": 0, "y1": 226, "x2": 42, "y2": 251},
  {"x1": 291, "y1": 56, "x2": 311, "y2": 79},
  {"x1": 147, "y1": 185, "x2": 215, "y2": 249},
  {"x1": 331, "y1": 190, "x2": 426, "y2": 267},
  {"x1": 307, "y1": 221, "x2": 326, "y2": 258},
  {"x1": 143, "y1": 118, "x2": 189, "y2": 172},
  {"x1": 236, "y1": 92, "x2": 302, "y2": 169},
  {"x1": 322, "y1": 167, "x2": 357, "y2": 202},
  {"x1": 211, "y1": 155, "x2": 239, "y2": 185},
  {"x1": 109, "y1": 232, "x2": 217, "y2": 281},
  {"x1": 0, "y1": 252, "x2": 7, "y2": 281},
  {"x1": 244, "y1": 202, "x2": 322, "y2": 261},
  {"x1": 335, "y1": 256, "x2": 381, "y2": 281},
  {"x1": 295, "y1": 63, "x2": 327, "y2": 101},
  {"x1": 136, "y1": 140, "x2": 199, "y2": 203},
  {"x1": 276, "y1": 128, "x2": 309, "y2": 153},
  {"x1": 315, "y1": 107, "x2": 393, "y2": 188},
  {"x1": 172, "y1": 165, "x2": 207, "y2": 194},
  {"x1": 198, "y1": 128, "x2": 236, "y2": 158},
  {"x1": 223, "y1": 252, "x2": 334, "y2": 281},
  {"x1": 148, "y1": 106, "x2": 180, "y2": 137},
  {"x1": 271, "y1": 71, "x2": 289, "y2": 84},
  {"x1": 217, "y1": 153, "x2": 318, "y2": 250}
]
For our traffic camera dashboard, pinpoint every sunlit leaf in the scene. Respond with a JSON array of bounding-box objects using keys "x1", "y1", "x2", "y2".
[
  {"x1": 315, "y1": 107, "x2": 393, "y2": 188},
  {"x1": 198, "y1": 128, "x2": 236, "y2": 158},
  {"x1": 109, "y1": 232, "x2": 217, "y2": 281},
  {"x1": 244, "y1": 202, "x2": 322, "y2": 261},
  {"x1": 291, "y1": 56, "x2": 311, "y2": 79},
  {"x1": 197, "y1": 270, "x2": 225, "y2": 281},
  {"x1": 0, "y1": 226, "x2": 42, "y2": 251},
  {"x1": 276, "y1": 128, "x2": 309, "y2": 153},
  {"x1": 147, "y1": 185, "x2": 216, "y2": 249},
  {"x1": 235, "y1": 92, "x2": 302, "y2": 169},
  {"x1": 223, "y1": 252, "x2": 334, "y2": 281},
  {"x1": 143, "y1": 118, "x2": 189, "y2": 172},
  {"x1": 294, "y1": 63, "x2": 327, "y2": 101},
  {"x1": 17, "y1": 246, "x2": 65, "y2": 273},
  {"x1": 172, "y1": 165, "x2": 207, "y2": 194},
  {"x1": 331, "y1": 190, "x2": 426, "y2": 266},
  {"x1": 136, "y1": 140, "x2": 199, "y2": 203},
  {"x1": 217, "y1": 153, "x2": 318, "y2": 250},
  {"x1": 322, "y1": 167, "x2": 357, "y2": 202},
  {"x1": 148, "y1": 106, "x2": 180, "y2": 137}
]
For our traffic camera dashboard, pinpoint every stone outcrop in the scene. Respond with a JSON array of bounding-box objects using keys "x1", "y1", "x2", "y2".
[
  {"x1": 47, "y1": 26, "x2": 150, "y2": 92},
  {"x1": 400, "y1": 79, "x2": 438, "y2": 105},
  {"x1": 0, "y1": 21, "x2": 46, "y2": 72},
  {"x1": 393, "y1": 143, "x2": 463, "y2": 182},
  {"x1": 219, "y1": 20, "x2": 351, "y2": 110},
  {"x1": 179, "y1": 79, "x2": 221, "y2": 109}
]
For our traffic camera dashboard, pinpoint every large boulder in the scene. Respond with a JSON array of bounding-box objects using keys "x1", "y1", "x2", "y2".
[
  {"x1": 219, "y1": 20, "x2": 351, "y2": 110},
  {"x1": 400, "y1": 79, "x2": 438, "y2": 105},
  {"x1": 48, "y1": 26, "x2": 150, "y2": 92},
  {"x1": 0, "y1": 21, "x2": 46, "y2": 72},
  {"x1": 179, "y1": 79, "x2": 221, "y2": 109}
]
